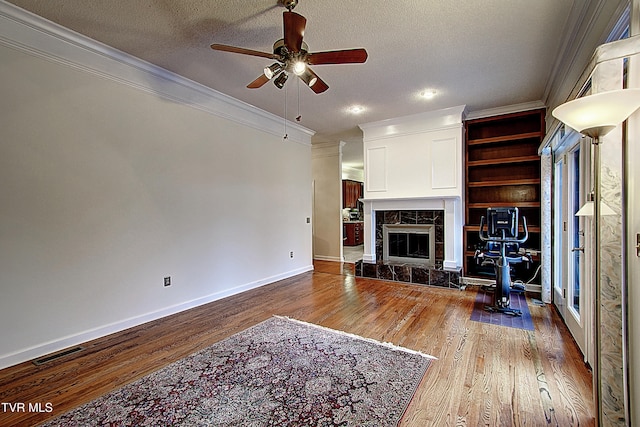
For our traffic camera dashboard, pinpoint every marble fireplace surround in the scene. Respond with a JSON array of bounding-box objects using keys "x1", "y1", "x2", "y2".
[{"x1": 361, "y1": 196, "x2": 463, "y2": 271}]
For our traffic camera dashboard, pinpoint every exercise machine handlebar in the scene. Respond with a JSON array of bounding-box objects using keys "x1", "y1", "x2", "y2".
[{"x1": 479, "y1": 215, "x2": 528, "y2": 244}]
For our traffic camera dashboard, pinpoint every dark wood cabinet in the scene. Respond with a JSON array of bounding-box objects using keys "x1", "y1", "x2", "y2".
[
  {"x1": 464, "y1": 109, "x2": 544, "y2": 278},
  {"x1": 344, "y1": 222, "x2": 363, "y2": 246},
  {"x1": 342, "y1": 180, "x2": 363, "y2": 209}
]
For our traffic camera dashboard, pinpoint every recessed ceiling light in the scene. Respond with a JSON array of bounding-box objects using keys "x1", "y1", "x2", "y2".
[
  {"x1": 420, "y1": 89, "x2": 437, "y2": 99},
  {"x1": 347, "y1": 105, "x2": 365, "y2": 114}
]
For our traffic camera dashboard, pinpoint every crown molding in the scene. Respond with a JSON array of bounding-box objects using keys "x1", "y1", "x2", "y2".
[
  {"x1": 542, "y1": 0, "x2": 629, "y2": 122},
  {"x1": 465, "y1": 100, "x2": 546, "y2": 121},
  {"x1": 359, "y1": 105, "x2": 466, "y2": 142},
  {"x1": 0, "y1": 1, "x2": 314, "y2": 146}
]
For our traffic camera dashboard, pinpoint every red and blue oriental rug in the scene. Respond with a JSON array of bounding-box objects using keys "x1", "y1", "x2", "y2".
[{"x1": 40, "y1": 316, "x2": 434, "y2": 426}]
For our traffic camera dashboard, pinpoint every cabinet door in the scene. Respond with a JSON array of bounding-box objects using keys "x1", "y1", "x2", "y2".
[
  {"x1": 342, "y1": 180, "x2": 362, "y2": 208},
  {"x1": 344, "y1": 223, "x2": 354, "y2": 245},
  {"x1": 342, "y1": 181, "x2": 350, "y2": 208}
]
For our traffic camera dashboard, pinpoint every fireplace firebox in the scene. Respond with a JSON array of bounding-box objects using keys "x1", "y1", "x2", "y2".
[{"x1": 383, "y1": 224, "x2": 435, "y2": 266}]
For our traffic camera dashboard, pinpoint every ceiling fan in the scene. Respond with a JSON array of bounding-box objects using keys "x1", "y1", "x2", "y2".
[{"x1": 210, "y1": 0, "x2": 367, "y2": 94}]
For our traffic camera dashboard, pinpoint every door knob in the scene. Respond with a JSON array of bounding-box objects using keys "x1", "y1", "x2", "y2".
[{"x1": 572, "y1": 247, "x2": 584, "y2": 253}]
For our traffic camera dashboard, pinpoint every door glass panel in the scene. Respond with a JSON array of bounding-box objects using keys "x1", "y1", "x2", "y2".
[
  {"x1": 571, "y1": 148, "x2": 581, "y2": 315},
  {"x1": 554, "y1": 159, "x2": 564, "y2": 294}
]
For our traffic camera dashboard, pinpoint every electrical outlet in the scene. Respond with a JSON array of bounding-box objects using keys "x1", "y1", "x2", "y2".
[
  {"x1": 290, "y1": 251, "x2": 294, "y2": 258},
  {"x1": 164, "y1": 276, "x2": 171, "y2": 287}
]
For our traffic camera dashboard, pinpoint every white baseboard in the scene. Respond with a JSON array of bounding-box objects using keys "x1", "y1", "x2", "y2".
[
  {"x1": 0, "y1": 265, "x2": 313, "y2": 370},
  {"x1": 313, "y1": 255, "x2": 342, "y2": 262}
]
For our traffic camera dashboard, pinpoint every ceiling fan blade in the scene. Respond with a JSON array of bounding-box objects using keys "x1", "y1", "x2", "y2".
[
  {"x1": 303, "y1": 67, "x2": 329, "y2": 94},
  {"x1": 307, "y1": 48, "x2": 368, "y2": 65},
  {"x1": 211, "y1": 44, "x2": 278, "y2": 60},
  {"x1": 247, "y1": 74, "x2": 270, "y2": 89},
  {"x1": 283, "y1": 11, "x2": 306, "y2": 52}
]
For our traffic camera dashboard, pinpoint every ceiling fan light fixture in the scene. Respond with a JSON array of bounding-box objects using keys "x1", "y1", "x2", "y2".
[
  {"x1": 211, "y1": 4, "x2": 367, "y2": 96},
  {"x1": 264, "y1": 63, "x2": 283, "y2": 80},
  {"x1": 292, "y1": 60, "x2": 306, "y2": 75},
  {"x1": 299, "y1": 69, "x2": 317, "y2": 87},
  {"x1": 273, "y1": 71, "x2": 289, "y2": 89},
  {"x1": 278, "y1": 0, "x2": 298, "y2": 11}
]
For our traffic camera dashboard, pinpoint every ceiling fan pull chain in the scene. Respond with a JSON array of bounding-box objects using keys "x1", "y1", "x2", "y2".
[
  {"x1": 283, "y1": 81, "x2": 288, "y2": 140},
  {"x1": 296, "y1": 78, "x2": 302, "y2": 122}
]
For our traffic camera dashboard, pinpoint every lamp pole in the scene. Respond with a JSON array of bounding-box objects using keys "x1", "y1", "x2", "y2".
[
  {"x1": 592, "y1": 135, "x2": 602, "y2": 427},
  {"x1": 583, "y1": 127, "x2": 609, "y2": 426}
]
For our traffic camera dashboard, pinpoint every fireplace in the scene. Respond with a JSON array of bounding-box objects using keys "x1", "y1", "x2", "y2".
[
  {"x1": 375, "y1": 209, "x2": 444, "y2": 264},
  {"x1": 356, "y1": 106, "x2": 465, "y2": 286},
  {"x1": 361, "y1": 197, "x2": 462, "y2": 271},
  {"x1": 383, "y1": 224, "x2": 435, "y2": 266},
  {"x1": 355, "y1": 207, "x2": 460, "y2": 288}
]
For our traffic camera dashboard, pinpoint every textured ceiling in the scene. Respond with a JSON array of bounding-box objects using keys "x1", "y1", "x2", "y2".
[{"x1": 8, "y1": 0, "x2": 576, "y2": 167}]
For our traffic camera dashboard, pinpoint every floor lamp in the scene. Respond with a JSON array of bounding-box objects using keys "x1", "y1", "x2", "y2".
[{"x1": 552, "y1": 88, "x2": 640, "y2": 425}]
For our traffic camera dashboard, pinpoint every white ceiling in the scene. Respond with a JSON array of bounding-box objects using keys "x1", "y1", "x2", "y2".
[{"x1": 8, "y1": 0, "x2": 579, "y2": 168}]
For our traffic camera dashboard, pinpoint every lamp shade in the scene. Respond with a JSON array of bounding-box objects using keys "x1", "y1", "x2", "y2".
[
  {"x1": 552, "y1": 89, "x2": 640, "y2": 138},
  {"x1": 575, "y1": 200, "x2": 616, "y2": 217}
]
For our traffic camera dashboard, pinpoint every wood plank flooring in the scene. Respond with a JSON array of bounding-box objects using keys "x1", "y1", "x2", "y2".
[{"x1": 0, "y1": 261, "x2": 594, "y2": 426}]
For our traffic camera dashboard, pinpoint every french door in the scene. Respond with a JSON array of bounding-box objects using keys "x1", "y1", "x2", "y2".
[{"x1": 553, "y1": 141, "x2": 589, "y2": 357}]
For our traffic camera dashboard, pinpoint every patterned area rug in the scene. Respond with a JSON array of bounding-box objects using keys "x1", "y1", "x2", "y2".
[
  {"x1": 470, "y1": 289, "x2": 535, "y2": 331},
  {"x1": 41, "y1": 316, "x2": 434, "y2": 426}
]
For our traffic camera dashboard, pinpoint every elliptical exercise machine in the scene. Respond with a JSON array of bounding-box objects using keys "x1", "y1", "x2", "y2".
[{"x1": 475, "y1": 207, "x2": 532, "y2": 316}]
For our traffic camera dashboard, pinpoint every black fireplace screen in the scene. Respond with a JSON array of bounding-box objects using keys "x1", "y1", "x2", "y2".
[{"x1": 388, "y1": 232, "x2": 430, "y2": 259}]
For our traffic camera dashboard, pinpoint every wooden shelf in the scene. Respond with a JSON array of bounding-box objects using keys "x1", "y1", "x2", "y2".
[
  {"x1": 467, "y1": 155, "x2": 540, "y2": 167},
  {"x1": 467, "y1": 201, "x2": 541, "y2": 209},
  {"x1": 467, "y1": 178, "x2": 540, "y2": 187},
  {"x1": 467, "y1": 131, "x2": 542, "y2": 146}
]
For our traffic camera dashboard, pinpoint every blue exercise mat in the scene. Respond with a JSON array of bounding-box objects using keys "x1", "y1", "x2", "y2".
[{"x1": 470, "y1": 288, "x2": 535, "y2": 331}]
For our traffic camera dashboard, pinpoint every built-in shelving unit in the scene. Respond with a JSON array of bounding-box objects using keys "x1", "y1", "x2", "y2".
[{"x1": 464, "y1": 109, "x2": 545, "y2": 278}]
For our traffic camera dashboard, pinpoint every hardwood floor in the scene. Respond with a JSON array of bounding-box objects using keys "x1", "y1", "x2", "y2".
[{"x1": 0, "y1": 261, "x2": 594, "y2": 426}]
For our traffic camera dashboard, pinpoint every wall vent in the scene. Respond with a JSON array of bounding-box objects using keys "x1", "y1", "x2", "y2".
[{"x1": 32, "y1": 346, "x2": 85, "y2": 366}]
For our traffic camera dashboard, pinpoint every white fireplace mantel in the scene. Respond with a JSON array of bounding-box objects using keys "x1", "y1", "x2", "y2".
[
  {"x1": 361, "y1": 196, "x2": 463, "y2": 270},
  {"x1": 359, "y1": 106, "x2": 466, "y2": 271}
]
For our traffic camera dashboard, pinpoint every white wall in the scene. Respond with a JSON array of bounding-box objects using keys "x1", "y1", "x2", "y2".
[
  {"x1": 0, "y1": 6, "x2": 313, "y2": 368},
  {"x1": 311, "y1": 142, "x2": 343, "y2": 262}
]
